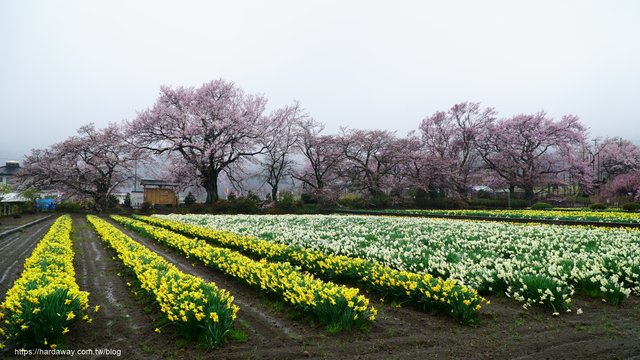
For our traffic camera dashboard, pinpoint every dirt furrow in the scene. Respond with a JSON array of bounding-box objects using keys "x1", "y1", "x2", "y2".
[
  {"x1": 512, "y1": 338, "x2": 637, "y2": 360},
  {"x1": 66, "y1": 215, "x2": 169, "y2": 359},
  {"x1": 0, "y1": 217, "x2": 56, "y2": 298}
]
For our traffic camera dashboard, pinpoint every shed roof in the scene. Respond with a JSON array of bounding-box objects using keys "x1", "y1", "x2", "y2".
[
  {"x1": 0, "y1": 192, "x2": 28, "y2": 203},
  {"x1": 139, "y1": 179, "x2": 179, "y2": 188}
]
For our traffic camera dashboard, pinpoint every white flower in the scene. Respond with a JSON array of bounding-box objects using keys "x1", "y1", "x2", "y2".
[{"x1": 576, "y1": 308, "x2": 583, "y2": 315}]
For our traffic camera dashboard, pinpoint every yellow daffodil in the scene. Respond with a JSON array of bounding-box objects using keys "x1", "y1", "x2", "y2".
[{"x1": 209, "y1": 312, "x2": 219, "y2": 322}]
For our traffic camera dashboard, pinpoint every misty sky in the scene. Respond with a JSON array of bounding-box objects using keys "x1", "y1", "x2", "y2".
[{"x1": 1, "y1": 0, "x2": 639, "y2": 163}]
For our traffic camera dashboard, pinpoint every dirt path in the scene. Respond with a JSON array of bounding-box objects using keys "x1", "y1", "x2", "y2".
[{"x1": 0, "y1": 216, "x2": 56, "y2": 298}]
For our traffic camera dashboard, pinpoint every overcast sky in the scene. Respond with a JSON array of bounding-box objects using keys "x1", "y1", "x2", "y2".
[{"x1": 1, "y1": 0, "x2": 639, "y2": 163}]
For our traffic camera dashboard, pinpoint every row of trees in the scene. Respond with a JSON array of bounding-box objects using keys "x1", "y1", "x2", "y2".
[{"x1": 16, "y1": 79, "x2": 640, "y2": 210}]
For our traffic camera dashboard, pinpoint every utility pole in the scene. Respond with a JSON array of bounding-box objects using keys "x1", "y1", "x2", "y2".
[
  {"x1": 134, "y1": 159, "x2": 138, "y2": 192},
  {"x1": 592, "y1": 139, "x2": 597, "y2": 177}
]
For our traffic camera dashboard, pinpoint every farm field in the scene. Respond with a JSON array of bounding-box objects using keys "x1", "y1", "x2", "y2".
[{"x1": 0, "y1": 214, "x2": 638, "y2": 359}]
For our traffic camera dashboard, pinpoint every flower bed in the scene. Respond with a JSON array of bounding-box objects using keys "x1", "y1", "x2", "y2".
[
  {"x1": 0, "y1": 215, "x2": 89, "y2": 349},
  {"x1": 111, "y1": 215, "x2": 376, "y2": 332},
  {"x1": 87, "y1": 215, "x2": 237, "y2": 347}
]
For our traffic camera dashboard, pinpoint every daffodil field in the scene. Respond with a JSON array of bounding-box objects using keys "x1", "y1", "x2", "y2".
[
  {"x1": 87, "y1": 215, "x2": 238, "y2": 347},
  {"x1": 132, "y1": 214, "x2": 486, "y2": 325},
  {"x1": 0, "y1": 215, "x2": 89, "y2": 350},
  {"x1": 2, "y1": 211, "x2": 638, "y2": 357},
  {"x1": 111, "y1": 215, "x2": 377, "y2": 331},
  {"x1": 160, "y1": 214, "x2": 640, "y2": 313}
]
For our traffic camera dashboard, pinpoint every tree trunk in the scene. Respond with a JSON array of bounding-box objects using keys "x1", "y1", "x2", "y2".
[
  {"x1": 203, "y1": 169, "x2": 220, "y2": 204},
  {"x1": 455, "y1": 183, "x2": 468, "y2": 201},
  {"x1": 271, "y1": 184, "x2": 279, "y2": 202},
  {"x1": 95, "y1": 183, "x2": 110, "y2": 212},
  {"x1": 368, "y1": 186, "x2": 384, "y2": 198},
  {"x1": 94, "y1": 193, "x2": 107, "y2": 212},
  {"x1": 524, "y1": 185, "x2": 534, "y2": 205}
]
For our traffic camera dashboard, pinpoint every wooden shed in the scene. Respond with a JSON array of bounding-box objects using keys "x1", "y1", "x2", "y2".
[{"x1": 140, "y1": 179, "x2": 178, "y2": 206}]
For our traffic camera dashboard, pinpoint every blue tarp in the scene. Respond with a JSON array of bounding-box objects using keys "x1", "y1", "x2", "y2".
[{"x1": 35, "y1": 198, "x2": 56, "y2": 210}]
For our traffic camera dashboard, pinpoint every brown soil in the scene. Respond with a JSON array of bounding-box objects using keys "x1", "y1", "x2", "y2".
[
  {"x1": 2, "y1": 215, "x2": 640, "y2": 359},
  {"x1": 0, "y1": 216, "x2": 56, "y2": 298}
]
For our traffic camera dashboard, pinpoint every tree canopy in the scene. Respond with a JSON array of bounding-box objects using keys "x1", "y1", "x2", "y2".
[{"x1": 16, "y1": 78, "x2": 640, "y2": 208}]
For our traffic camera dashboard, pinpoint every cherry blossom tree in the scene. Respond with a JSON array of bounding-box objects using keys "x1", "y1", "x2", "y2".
[
  {"x1": 386, "y1": 134, "x2": 425, "y2": 192},
  {"x1": 475, "y1": 112, "x2": 591, "y2": 204},
  {"x1": 292, "y1": 118, "x2": 343, "y2": 202},
  {"x1": 419, "y1": 102, "x2": 496, "y2": 199},
  {"x1": 602, "y1": 171, "x2": 640, "y2": 202},
  {"x1": 127, "y1": 79, "x2": 268, "y2": 203},
  {"x1": 17, "y1": 123, "x2": 139, "y2": 211},
  {"x1": 337, "y1": 128, "x2": 403, "y2": 198},
  {"x1": 597, "y1": 137, "x2": 640, "y2": 181},
  {"x1": 258, "y1": 101, "x2": 306, "y2": 202}
]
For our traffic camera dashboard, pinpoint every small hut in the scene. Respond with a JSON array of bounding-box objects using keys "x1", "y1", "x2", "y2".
[{"x1": 140, "y1": 179, "x2": 178, "y2": 206}]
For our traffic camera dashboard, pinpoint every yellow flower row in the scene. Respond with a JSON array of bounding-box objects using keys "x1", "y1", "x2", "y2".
[
  {"x1": 133, "y1": 215, "x2": 485, "y2": 325},
  {"x1": 113, "y1": 216, "x2": 376, "y2": 331},
  {"x1": 387, "y1": 209, "x2": 640, "y2": 224},
  {"x1": 87, "y1": 215, "x2": 238, "y2": 347},
  {"x1": 0, "y1": 215, "x2": 89, "y2": 349}
]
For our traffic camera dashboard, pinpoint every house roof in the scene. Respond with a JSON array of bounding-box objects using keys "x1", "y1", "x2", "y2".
[{"x1": 0, "y1": 161, "x2": 20, "y2": 176}]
